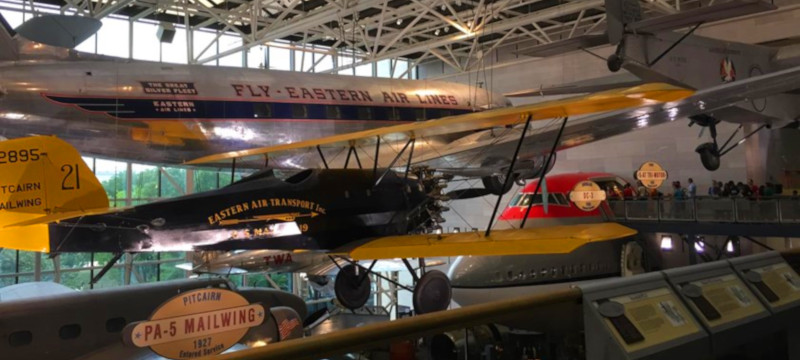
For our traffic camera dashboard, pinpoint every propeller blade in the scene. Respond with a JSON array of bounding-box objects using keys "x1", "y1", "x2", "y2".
[
  {"x1": 446, "y1": 188, "x2": 493, "y2": 200},
  {"x1": 698, "y1": 126, "x2": 706, "y2": 138}
]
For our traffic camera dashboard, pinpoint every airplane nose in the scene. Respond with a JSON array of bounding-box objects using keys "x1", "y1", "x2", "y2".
[{"x1": 448, "y1": 255, "x2": 508, "y2": 288}]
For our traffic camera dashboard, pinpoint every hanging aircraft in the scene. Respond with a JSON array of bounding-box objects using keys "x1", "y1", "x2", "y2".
[
  {"x1": 3, "y1": 4, "x2": 800, "y2": 188},
  {"x1": 0, "y1": 83, "x2": 691, "y2": 315},
  {"x1": 510, "y1": 0, "x2": 800, "y2": 171},
  {"x1": 0, "y1": 278, "x2": 307, "y2": 360}
]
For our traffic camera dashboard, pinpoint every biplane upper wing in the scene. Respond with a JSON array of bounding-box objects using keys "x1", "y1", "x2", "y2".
[
  {"x1": 331, "y1": 223, "x2": 636, "y2": 260},
  {"x1": 186, "y1": 83, "x2": 692, "y2": 164}
]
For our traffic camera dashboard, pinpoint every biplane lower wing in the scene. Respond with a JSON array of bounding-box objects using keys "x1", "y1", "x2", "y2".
[{"x1": 332, "y1": 223, "x2": 636, "y2": 261}]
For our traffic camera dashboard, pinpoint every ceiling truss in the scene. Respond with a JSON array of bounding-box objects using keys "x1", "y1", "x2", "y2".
[{"x1": 26, "y1": 0, "x2": 711, "y2": 74}]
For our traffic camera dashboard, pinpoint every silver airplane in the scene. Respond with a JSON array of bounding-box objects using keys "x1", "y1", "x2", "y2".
[
  {"x1": 2, "y1": 3, "x2": 798, "y2": 188},
  {"x1": 0, "y1": 278, "x2": 307, "y2": 360},
  {"x1": 511, "y1": 0, "x2": 800, "y2": 171}
]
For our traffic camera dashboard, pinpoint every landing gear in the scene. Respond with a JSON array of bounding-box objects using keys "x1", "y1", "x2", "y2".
[
  {"x1": 413, "y1": 270, "x2": 452, "y2": 314},
  {"x1": 334, "y1": 264, "x2": 371, "y2": 310},
  {"x1": 332, "y1": 259, "x2": 453, "y2": 315},
  {"x1": 689, "y1": 114, "x2": 769, "y2": 171},
  {"x1": 696, "y1": 143, "x2": 721, "y2": 171}
]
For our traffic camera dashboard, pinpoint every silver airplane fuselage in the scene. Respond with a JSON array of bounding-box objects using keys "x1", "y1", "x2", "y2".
[{"x1": 0, "y1": 58, "x2": 506, "y2": 164}]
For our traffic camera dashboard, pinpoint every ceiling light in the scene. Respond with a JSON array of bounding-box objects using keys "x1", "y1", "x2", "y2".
[
  {"x1": 726, "y1": 239, "x2": 735, "y2": 253},
  {"x1": 444, "y1": 26, "x2": 450, "y2": 32},
  {"x1": 396, "y1": 18, "x2": 403, "y2": 25},
  {"x1": 435, "y1": 29, "x2": 441, "y2": 36},
  {"x1": 441, "y1": 4, "x2": 446, "y2": 11}
]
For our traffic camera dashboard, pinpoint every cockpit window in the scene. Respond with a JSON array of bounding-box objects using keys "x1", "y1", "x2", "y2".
[
  {"x1": 511, "y1": 193, "x2": 568, "y2": 207},
  {"x1": 284, "y1": 169, "x2": 313, "y2": 184}
]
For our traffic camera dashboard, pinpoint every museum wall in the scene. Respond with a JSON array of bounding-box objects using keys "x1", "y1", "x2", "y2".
[{"x1": 419, "y1": 7, "x2": 800, "y2": 230}]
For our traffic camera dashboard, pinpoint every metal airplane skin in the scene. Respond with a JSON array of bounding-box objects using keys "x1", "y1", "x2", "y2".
[
  {"x1": 511, "y1": 0, "x2": 800, "y2": 171},
  {"x1": 0, "y1": 278, "x2": 307, "y2": 360},
  {"x1": 3, "y1": 4, "x2": 800, "y2": 175},
  {"x1": 0, "y1": 24, "x2": 506, "y2": 165}
]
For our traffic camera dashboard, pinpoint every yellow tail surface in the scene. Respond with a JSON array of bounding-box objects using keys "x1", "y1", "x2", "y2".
[{"x1": 0, "y1": 136, "x2": 108, "y2": 252}]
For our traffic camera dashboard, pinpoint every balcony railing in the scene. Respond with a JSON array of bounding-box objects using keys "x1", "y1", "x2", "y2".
[{"x1": 608, "y1": 196, "x2": 800, "y2": 223}]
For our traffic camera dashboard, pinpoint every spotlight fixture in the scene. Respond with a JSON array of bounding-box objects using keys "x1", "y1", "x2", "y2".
[
  {"x1": 694, "y1": 240, "x2": 705, "y2": 253},
  {"x1": 435, "y1": 29, "x2": 441, "y2": 36},
  {"x1": 660, "y1": 235, "x2": 673, "y2": 251},
  {"x1": 396, "y1": 18, "x2": 403, "y2": 25},
  {"x1": 726, "y1": 239, "x2": 737, "y2": 253}
]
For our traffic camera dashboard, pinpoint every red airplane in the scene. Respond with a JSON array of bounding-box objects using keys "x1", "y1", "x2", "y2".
[{"x1": 497, "y1": 172, "x2": 630, "y2": 228}]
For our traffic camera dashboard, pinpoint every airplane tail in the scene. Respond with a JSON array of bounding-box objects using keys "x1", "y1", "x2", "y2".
[
  {"x1": 0, "y1": 12, "x2": 19, "y2": 60},
  {"x1": 0, "y1": 136, "x2": 108, "y2": 252}
]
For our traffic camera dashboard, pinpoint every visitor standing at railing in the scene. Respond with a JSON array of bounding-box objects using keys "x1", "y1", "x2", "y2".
[
  {"x1": 748, "y1": 179, "x2": 759, "y2": 198},
  {"x1": 687, "y1": 178, "x2": 696, "y2": 198},
  {"x1": 636, "y1": 181, "x2": 648, "y2": 200},
  {"x1": 738, "y1": 182, "x2": 752, "y2": 198}
]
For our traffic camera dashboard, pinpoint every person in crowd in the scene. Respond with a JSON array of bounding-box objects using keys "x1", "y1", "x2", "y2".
[
  {"x1": 792, "y1": 190, "x2": 798, "y2": 199},
  {"x1": 708, "y1": 180, "x2": 717, "y2": 196},
  {"x1": 748, "y1": 179, "x2": 759, "y2": 197},
  {"x1": 737, "y1": 181, "x2": 751, "y2": 198},
  {"x1": 636, "y1": 180, "x2": 648, "y2": 199},
  {"x1": 673, "y1": 181, "x2": 685, "y2": 200},
  {"x1": 687, "y1": 178, "x2": 696, "y2": 198},
  {"x1": 764, "y1": 182, "x2": 776, "y2": 197},
  {"x1": 728, "y1": 181, "x2": 740, "y2": 197},
  {"x1": 622, "y1": 183, "x2": 636, "y2": 199}
]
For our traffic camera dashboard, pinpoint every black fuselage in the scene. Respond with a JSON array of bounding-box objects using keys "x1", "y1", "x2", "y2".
[{"x1": 50, "y1": 169, "x2": 430, "y2": 253}]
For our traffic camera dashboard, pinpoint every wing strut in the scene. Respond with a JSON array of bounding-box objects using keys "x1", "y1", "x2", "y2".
[
  {"x1": 485, "y1": 114, "x2": 533, "y2": 237},
  {"x1": 90, "y1": 252, "x2": 123, "y2": 287},
  {"x1": 374, "y1": 138, "x2": 414, "y2": 187},
  {"x1": 372, "y1": 136, "x2": 381, "y2": 182},
  {"x1": 521, "y1": 117, "x2": 568, "y2": 228},
  {"x1": 316, "y1": 145, "x2": 329, "y2": 169},
  {"x1": 343, "y1": 143, "x2": 363, "y2": 169}
]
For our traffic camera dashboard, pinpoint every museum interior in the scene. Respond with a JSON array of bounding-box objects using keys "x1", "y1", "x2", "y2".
[{"x1": 1, "y1": 0, "x2": 800, "y2": 359}]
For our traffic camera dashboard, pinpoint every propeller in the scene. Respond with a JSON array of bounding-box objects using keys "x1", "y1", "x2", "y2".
[{"x1": 446, "y1": 188, "x2": 493, "y2": 200}]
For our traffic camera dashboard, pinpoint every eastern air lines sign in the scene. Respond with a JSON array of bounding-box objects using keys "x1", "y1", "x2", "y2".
[{"x1": 123, "y1": 288, "x2": 265, "y2": 359}]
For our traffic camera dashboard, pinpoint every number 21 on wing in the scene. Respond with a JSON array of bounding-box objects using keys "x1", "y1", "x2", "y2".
[{"x1": 61, "y1": 164, "x2": 81, "y2": 190}]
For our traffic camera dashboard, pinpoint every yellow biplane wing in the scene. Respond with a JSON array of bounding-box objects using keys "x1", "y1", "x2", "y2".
[
  {"x1": 187, "y1": 83, "x2": 692, "y2": 164},
  {"x1": 332, "y1": 223, "x2": 636, "y2": 260}
]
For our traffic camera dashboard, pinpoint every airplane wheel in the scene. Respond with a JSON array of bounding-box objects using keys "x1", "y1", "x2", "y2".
[
  {"x1": 334, "y1": 264, "x2": 371, "y2": 310},
  {"x1": 695, "y1": 142, "x2": 721, "y2": 171},
  {"x1": 607, "y1": 54, "x2": 623, "y2": 72},
  {"x1": 482, "y1": 174, "x2": 516, "y2": 195},
  {"x1": 413, "y1": 270, "x2": 452, "y2": 314}
]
